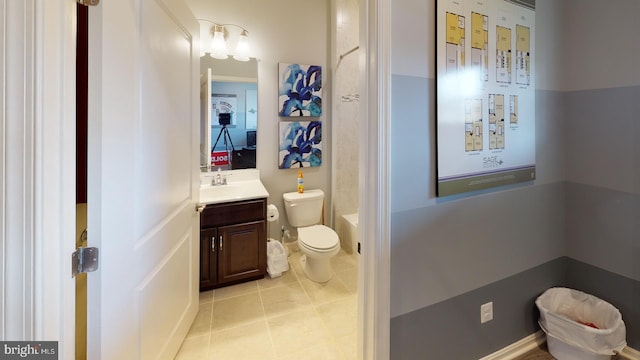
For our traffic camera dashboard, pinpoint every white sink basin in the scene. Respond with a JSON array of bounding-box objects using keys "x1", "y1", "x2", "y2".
[{"x1": 199, "y1": 179, "x2": 269, "y2": 205}]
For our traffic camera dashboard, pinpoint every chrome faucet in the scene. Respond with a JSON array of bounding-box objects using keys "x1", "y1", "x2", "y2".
[
  {"x1": 213, "y1": 168, "x2": 221, "y2": 185},
  {"x1": 212, "y1": 168, "x2": 227, "y2": 186}
]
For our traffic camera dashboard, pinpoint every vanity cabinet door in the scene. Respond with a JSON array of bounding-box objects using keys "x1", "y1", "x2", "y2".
[
  {"x1": 217, "y1": 220, "x2": 266, "y2": 285},
  {"x1": 199, "y1": 228, "x2": 218, "y2": 289}
]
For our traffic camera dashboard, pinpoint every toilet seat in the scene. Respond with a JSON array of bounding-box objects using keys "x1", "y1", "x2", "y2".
[{"x1": 297, "y1": 225, "x2": 340, "y2": 252}]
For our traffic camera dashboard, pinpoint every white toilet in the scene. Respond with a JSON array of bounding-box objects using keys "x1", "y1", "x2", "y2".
[{"x1": 283, "y1": 189, "x2": 340, "y2": 282}]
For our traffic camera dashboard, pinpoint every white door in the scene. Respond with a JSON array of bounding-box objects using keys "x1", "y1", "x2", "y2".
[{"x1": 86, "y1": 0, "x2": 200, "y2": 358}]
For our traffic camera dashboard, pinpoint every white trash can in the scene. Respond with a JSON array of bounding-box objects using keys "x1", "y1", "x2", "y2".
[
  {"x1": 535, "y1": 287, "x2": 627, "y2": 360},
  {"x1": 267, "y1": 239, "x2": 289, "y2": 278}
]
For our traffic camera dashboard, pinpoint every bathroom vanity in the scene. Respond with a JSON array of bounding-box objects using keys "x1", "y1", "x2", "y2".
[
  {"x1": 198, "y1": 170, "x2": 269, "y2": 291},
  {"x1": 199, "y1": 199, "x2": 266, "y2": 290}
]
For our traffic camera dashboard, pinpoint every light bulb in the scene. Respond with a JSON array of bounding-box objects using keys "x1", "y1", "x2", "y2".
[
  {"x1": 210, "y1": 25, "x2": 228, "y2": 60},
  {"x1": 233, "y1": 30, "x2": 250, "y2": 62}
]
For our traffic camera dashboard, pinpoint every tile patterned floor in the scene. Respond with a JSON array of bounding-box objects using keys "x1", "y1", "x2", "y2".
[{"x1": 175, "y1": 248, "x2": 358, "y2": 360}]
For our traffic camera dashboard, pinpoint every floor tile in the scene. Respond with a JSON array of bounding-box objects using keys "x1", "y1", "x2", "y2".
[
  {"x1": 260, "y1": 281, "x2": 313, "y2": 318},
  {"x1": 213, "y1": 280, "x2": 258, "y2": 301},
  {"x1": 180, "y1": 244, "x2": 360, "y2": 359},
  {"x1": 277, "y1": 341, "x2": 346, "y2": 360},
  {"x1": 299, "y1": 275, "x2": 351, "y2": 306},
  {"x1": 175, "y1": 333, "x2": 209, "y2": 360},
  {"x1": 336, "y1": 333, "x2": 358, "y2": 360},
  {"x1": 185, "y1": 302, "x2": 213, "y2": 339},
  {"x1": 316, "y1": 297, "x2": 357, "y2": 339},
  {"x1": 258, "y1": 265, "x2": 298, "y2": 290},
  {"x1": 267, "y1": 309, "x2": 333, "y2": 358},
  {"x1": 208, "y1": 320, "x2": 276, "y2": 360},
  {"x1": 199, "y1": 290, "x2": 214, "y2": 304},
  {"x1": 331, "y1": 251, "x2": 358, "y2": 273},
  {"x1": 211, "y1": 292, "x2": 264, "y2": 332},
  {"x1": 335, "y1": 268, "x2": 358, "y2": 294},
  {"x1": 288, "y1": 252, "x2": 305, "y2": 277}
]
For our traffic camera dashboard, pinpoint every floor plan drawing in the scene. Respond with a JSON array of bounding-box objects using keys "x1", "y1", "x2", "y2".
[
  {"x1": 510, "y1": 95, "x2": 518, "y2": 124},
  {"x1": 471, "y1": 12, "x2": 489, "y2": 83},
  {"x1": 516, "y1": 25, "x2": 531, "y2": 85},
  {"x1": 465, "y1": 99, "x2": 483, "y2": 152},
  {"x1": 446, "y1": 12, "x2": 466, "y2": 73},
  {"x1": 496, "y1": 25, "x2": 512, "y2": 84},
  {"x1": 437, "y1": 0, "x2": 536, "y2": 196},
  {"x1": 489, "y1": 94, "x2": 505, "y2": 149}
]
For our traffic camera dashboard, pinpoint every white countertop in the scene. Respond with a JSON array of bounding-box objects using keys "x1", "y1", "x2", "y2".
[{"x1": 198, "y1": 169, "x2": 269, "y2": 205}]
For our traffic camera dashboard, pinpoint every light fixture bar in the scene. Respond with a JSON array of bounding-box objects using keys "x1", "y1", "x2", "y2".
[{"x1": 197, "y1": 19, "x2": 251, "y2": 61}]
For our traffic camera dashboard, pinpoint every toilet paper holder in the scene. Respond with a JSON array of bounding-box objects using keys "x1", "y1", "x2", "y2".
[{"x1": 267, "y1": 204, "x2": 279, "y2": 222}]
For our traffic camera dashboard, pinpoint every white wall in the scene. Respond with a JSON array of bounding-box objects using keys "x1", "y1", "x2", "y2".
[
  {"x1": 186, "y1": 0, "x2": 331, "y2": 235},
  {"x1": 1, "y1": 0, "x2": 37, "y2": 340},
  {"x1": 2, "y1": 0, "x2": 77, "y2": 356},
  {"x1": 332, "y1": 0, "x2": 360, "y2": 225}
]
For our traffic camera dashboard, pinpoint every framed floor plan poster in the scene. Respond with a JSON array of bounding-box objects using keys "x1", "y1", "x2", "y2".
[{"x1": 436, "y1": 0, "x2": 536, "y2": 196}]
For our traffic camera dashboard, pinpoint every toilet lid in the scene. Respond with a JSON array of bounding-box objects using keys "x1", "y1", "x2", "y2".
[{"x1": 298, "y1": 225, "x2": 339, "y2": 250}]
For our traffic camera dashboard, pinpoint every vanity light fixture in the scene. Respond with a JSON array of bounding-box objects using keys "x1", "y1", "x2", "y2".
[
  {"x1": 198, "y1": 19, "x2": 251, "y2": 62},
  {"x1": 210, "y1": 24, "x2": 228, "y2": 59},
  {"x1": 233, "y1": 30, "x2": 250, "y2": 61}
]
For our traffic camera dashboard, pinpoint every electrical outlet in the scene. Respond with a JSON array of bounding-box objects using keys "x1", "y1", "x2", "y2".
[{"x1": 481, "y1": 302, "x2": 493, "y2": 324}]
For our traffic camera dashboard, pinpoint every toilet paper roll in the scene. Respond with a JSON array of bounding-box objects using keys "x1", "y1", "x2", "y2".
[{"x1": 267, "y1": 204, "x2": 279, "y2": 222}]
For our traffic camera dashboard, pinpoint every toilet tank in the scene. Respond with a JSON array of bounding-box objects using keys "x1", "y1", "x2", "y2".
[{"x1": 282, "y1": 189, "x2": 324, "y2": 227}]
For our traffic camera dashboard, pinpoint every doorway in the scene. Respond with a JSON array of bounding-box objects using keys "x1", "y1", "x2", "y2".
[
  {"x1": 75, "y1": 3, "x2": 89, "y2": 359},
  {"x1": 27, "y1": 0, "x2": 390, "y2": 357}
]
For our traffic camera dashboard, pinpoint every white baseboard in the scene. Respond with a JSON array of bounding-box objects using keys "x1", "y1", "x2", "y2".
[
  {"x1": 478, "y1": 331, "x2": 639, "y2": 360},
  {"x1": 478, "y1": 331, "x2": 546, "y2": 360},
  {"x1": 620, "y1": 346, "x2": 640, "y2": 360}
]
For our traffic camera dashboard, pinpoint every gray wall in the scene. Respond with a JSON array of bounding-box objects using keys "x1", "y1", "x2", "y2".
[
  {"x1": 562, "y1": 0, "x2": 640, "y2": 350},
  {"x1": 390, "y1": 0, "x2": 639, "y2": 358}
]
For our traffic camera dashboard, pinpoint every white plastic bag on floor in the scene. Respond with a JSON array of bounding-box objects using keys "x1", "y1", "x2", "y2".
[
  {"x1": 536, "y1": 287, "x2": 626, "y2": 356},
  {"x1": 267, "y1": 240, "x2": 289, "y2": 278}
]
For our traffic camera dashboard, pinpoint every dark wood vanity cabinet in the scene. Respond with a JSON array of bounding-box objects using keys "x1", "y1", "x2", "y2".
[
  {"x1": 199, "y1": 198, "x2": 267, "y2": 291},
  {"x1": 199, "y1": 228, "x2": 218, "y2": 288}
]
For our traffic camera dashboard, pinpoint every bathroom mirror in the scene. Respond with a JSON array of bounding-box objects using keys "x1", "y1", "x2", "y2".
[{"x1": 200, "y1": 56, "x2": 258, "y2": 170}]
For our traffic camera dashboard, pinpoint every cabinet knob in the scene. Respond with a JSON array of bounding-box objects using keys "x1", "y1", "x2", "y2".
[
  {"x1": 211, "y1": 236, "x2": 215, "y2": 252},
  {"x1": 219, "y1": 236, "x2": 223, "y2": 251}
]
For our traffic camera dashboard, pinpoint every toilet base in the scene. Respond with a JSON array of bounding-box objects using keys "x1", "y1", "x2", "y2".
[{"x1": 300, "y1": 254, "x2": 333, "y2": 283}]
